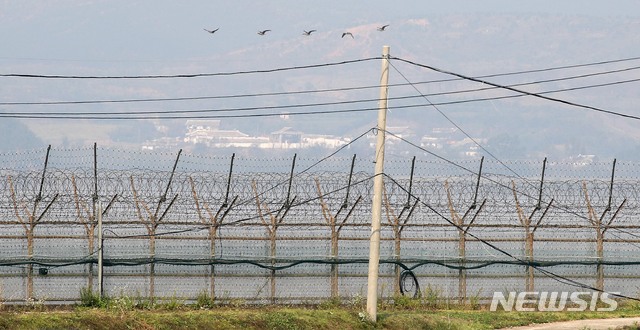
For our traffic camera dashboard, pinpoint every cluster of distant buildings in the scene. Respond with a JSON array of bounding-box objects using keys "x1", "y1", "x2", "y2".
[
  {"x1": 142, "y1": 120, "x2": 351, "y2": 151},
  {"x1": 141, "y1": 120, "x2": 489, "y2": 159}
]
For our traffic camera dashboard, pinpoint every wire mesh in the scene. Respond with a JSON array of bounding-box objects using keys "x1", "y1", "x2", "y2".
[{"x1": 1, "y1": 148, "x2": 640, "y2": 303}]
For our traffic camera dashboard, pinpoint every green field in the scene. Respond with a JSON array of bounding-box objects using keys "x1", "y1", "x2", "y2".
[{"x1": 2, "y1": 297, "x2": 640, "y2": 330}]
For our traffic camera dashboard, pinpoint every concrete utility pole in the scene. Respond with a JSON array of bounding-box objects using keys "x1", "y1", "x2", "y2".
[{"x1": 366, "y1": 45, "x2": 390, "y2": 322}]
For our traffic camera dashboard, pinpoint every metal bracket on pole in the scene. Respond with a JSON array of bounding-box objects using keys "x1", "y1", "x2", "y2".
[
  {"x1": 157, "y1": 194, "x2": 179, "y2": 224},
  {"x1": 530, "y1": 159, "x2": 553, "y2": 234},
  {"x1": 285, "y1": 153, "x2": 297, "y2": 208},
  {"x1": 32, "y1": 145, "x2": 58, "y2": 224},
  {"x1": 512, "y1": 157, "x2": 554, "y2": 231},
  {"x1": 449, "y1": 157, "x2": 486, "y2": 229},
  {"x1": 405, "y1": 156, "x2": 416, "y2": 209},
  {"x1": 535, "y1": 157, "x2": 547, "y2": 210},
  {"x1": 274, "y1": 154, "x2": 297, "y2": 220},
  {"x1": 388, "y1": 157, "x2": 420, "y2": 228},
  {"x1": 217, "y1": 195, "x2": 238, "y2": 226},
  {"x1": 102, "y1": 194, "x2": 118, "y2": 216},
  {"x1": 35, "y1": 194, "x2": 59, "y2": 223},
  {"x1": 600, "y1": 159, "x2": 625, "y2": 234},
  {"x1": 511, "y1": 158, "x2": 553, "y2": 291},
  {"x1": 472, "y1": 156, "x2": 484, "y2": 209},
  {"x1": 531, "y1": 199, "x2": 553, "y2": 234},
  {"x1": 139, "y1": 149, "x2": 182, "y2": 232},
  {"x1": 331, "y1": 155, "x2": 361, "y2": 225},
  {"x1": 209, "y1": 153, "x2": 237, "y2": 219},
  {"x1": 582, "y1": 159, "x2": 623, "y2": 291},
  {"x1": 154, "y1": 149, "x2": 182, "y2": 219},
  {"x1": 315, "y1": 159, "x2": 363, "y2": 241},
  {"x1": 602, "y1": 158, "x2": 617, "y2": 219},
  {"x1": 222, "y1": 153, "x2": 235, "y2": 208},
  {"x1": 341, "y1": 154, "x2": 357, "y2": 209},
  {"x1": 34, "y1": 145, "x2": 51, "y2": 212}
]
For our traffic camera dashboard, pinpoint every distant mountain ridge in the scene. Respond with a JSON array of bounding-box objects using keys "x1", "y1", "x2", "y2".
[{"x1": 1, "y1": 11, "x2": 639, "y2": 159}]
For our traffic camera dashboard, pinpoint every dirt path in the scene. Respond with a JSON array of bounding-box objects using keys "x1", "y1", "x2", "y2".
[{"x1": 498, "y1": 317, "x2": 640, "y2": 330}]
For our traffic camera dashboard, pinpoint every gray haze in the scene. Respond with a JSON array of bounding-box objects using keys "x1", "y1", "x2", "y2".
[{"x1": 1, "y1": 0, "x2": 639, "y2": 161}]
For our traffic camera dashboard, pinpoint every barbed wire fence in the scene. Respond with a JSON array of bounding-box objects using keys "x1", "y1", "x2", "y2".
[{"x1": 1, "y1": 145, "x2": 640, "y2": 304}]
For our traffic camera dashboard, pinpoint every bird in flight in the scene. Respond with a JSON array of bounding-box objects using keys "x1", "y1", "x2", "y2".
[
  {"x1": 341, "y1": 32, "x2": 354, "y2": 39},
  {"x1": 377, "y1": 24, "x2": 390, "y2": 31},
  {"x1": 257, "y1": 30, "x2": 271, "y2": 35},
  {"x1": 203, "y1": 28, "x2": 219, "y2": 34},
  {"x1": 303, "y1": 30, "x2": 316, "y2": 36}
]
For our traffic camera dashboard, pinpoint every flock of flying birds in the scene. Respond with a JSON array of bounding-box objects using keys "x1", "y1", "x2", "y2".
[{"x1": 203, "y1": 24, "x2": 390, "y2": 38}]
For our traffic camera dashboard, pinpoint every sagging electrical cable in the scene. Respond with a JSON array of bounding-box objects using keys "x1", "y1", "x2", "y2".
[
  {"x1": 0, "y1": 57, "x2": 379, "y2": 79},
  {"x1": 392, "y1": 56, "x2": 640, "y2": 121},
  {"x1": 3, "y1": 60, "x2": 638, "y2": 106},
  {"x1": 2, "y1": 77, "x2": 636, "y2": 120}
]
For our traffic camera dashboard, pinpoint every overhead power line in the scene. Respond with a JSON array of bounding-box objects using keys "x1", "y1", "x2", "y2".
[
  {"x1": 467, "y1": 54, "x2": 640, "y2": 79},
  {"x1": 392, "y1": 56, "x2": 640, "y2": 121},
  {"x1": 0, "y1": 107, "x2": 379, "y2": 120},
  {"x1": 2, "y1": 54, "x2": 640, "y2": 81},
  {"x1": 1, "y1": 77, "x2": 638, "y2": 120},
  {"x1": 1, "y1": 53, "x2": 639, "y2": 120},
  {"x1": 3, "y1": 62, "x2": 639, "y2": 106},
  {"x1": 387, "y1": 59, "x2": 535, "y2": 195},
  {"x1": 0, "y1": 57, "x2": 379, "y2": 79},
  {"x1": 13, "y1": 70, "x2": 640, "y2": 116},
  {"x1": 387, "y1": 59, "x2": 640, "y2": 197}
]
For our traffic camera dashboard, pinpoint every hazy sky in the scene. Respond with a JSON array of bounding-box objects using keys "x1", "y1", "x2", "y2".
[
  {"x1": 2, "y1": 0, "x2": 639, "y2": 63},
  {"x1": 1, "y1": 1, "x2": 639, "y2": 158}
]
